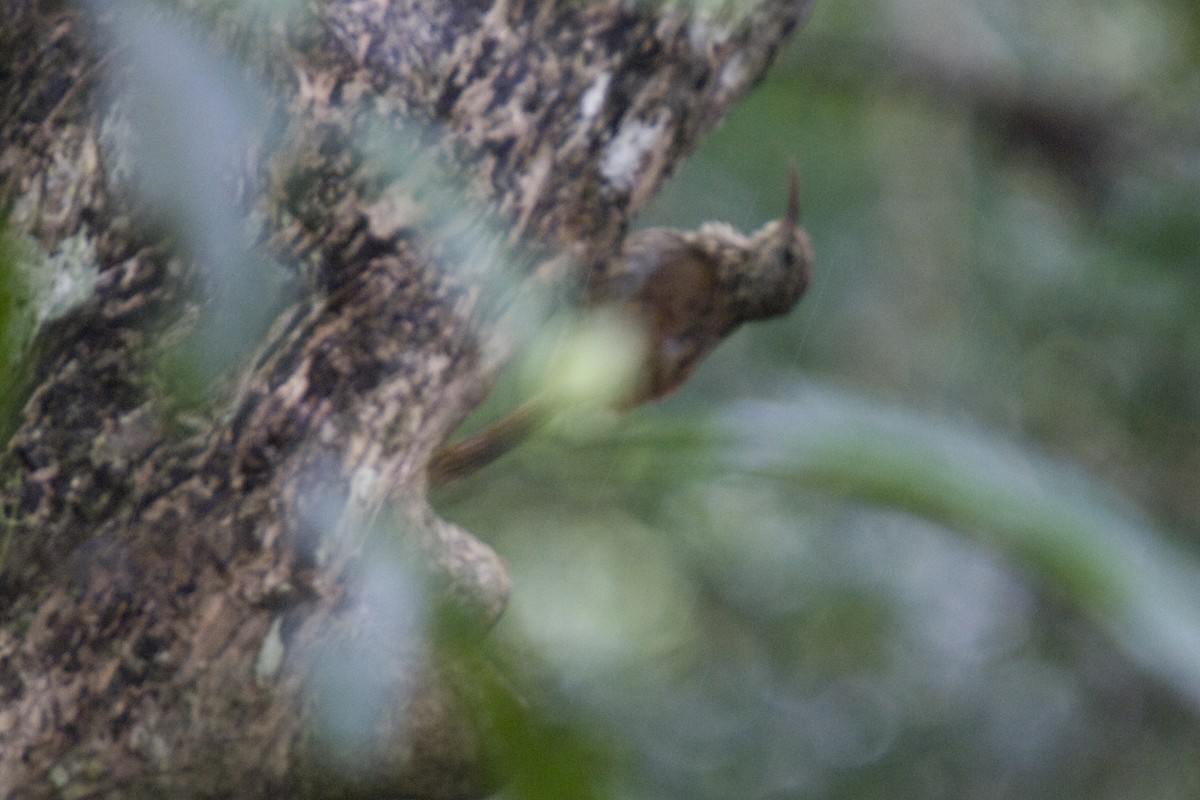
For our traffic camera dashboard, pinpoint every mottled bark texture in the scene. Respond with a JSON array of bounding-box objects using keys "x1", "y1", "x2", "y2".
[{"x1": 0, "y1": 0, "x2": 812, "y2": 797}]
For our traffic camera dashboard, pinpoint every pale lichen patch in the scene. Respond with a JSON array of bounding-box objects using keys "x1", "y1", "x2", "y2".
[
  {"x1": 600, "y1": 118, "x2": 667, "y2": 192},
  {"x1": 254, "y1": 616, "x2": 286, "y2": 686},
  {"x1": 579, "y1": 71, "x2": 611, "y2": 120},
  {"x1": 19, "y1": 231, "x2": 100, "y2": 333},
  {"x1": 718, "y1": 52, "x2": 747, "y2": 91}
]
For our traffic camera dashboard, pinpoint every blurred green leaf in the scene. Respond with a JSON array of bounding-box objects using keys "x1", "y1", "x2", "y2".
[
  {"x1": 0, "y1": 222, "x2": 34, "y2": 438},
  {"x1": 560, "y1": 383, "x2": 1200, "y2": 710}
]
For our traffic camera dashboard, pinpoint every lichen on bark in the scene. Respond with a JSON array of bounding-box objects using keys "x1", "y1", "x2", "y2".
[{"x1": 0, "y1": 0, "x2": 813, "y2": 796}]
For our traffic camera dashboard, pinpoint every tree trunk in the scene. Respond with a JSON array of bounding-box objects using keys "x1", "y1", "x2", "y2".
[{"x1": 0, "y1": 1, "x2": 812, "y2": 796}]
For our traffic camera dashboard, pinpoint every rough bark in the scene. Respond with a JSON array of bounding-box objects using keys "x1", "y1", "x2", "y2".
[{"x1": 0, "y1": 0, "x2": 812, "y2": 797}]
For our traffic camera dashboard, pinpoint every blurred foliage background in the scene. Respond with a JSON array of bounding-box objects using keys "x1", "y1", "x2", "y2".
[
  {"x1": 436, "y1": 0, "x2": 1200, "y2": 797},
  {"x1": 6, "y1": 0, "x2": 1199, "y2": 796}
]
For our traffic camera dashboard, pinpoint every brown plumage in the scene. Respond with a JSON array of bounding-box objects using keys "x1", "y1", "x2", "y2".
[
  {"x1": 588, "y1": 164, "x2": 812, "y2": 400},
  {"x1": 429, "y1": 166, "x2": 814, "y2": 485}
]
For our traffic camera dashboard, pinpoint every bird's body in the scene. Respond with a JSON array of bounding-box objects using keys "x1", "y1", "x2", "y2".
[{"x1": 429, "y1": 167, "x2": 813, "y2": 485}]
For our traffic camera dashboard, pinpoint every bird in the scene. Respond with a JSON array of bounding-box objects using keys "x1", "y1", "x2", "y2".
[
  {"x1": 428, "y1": 164, "x2": 813, "y2": 486},
  {"x1": 588, "y1": 164, "x2": 812, "y2": 402}
]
